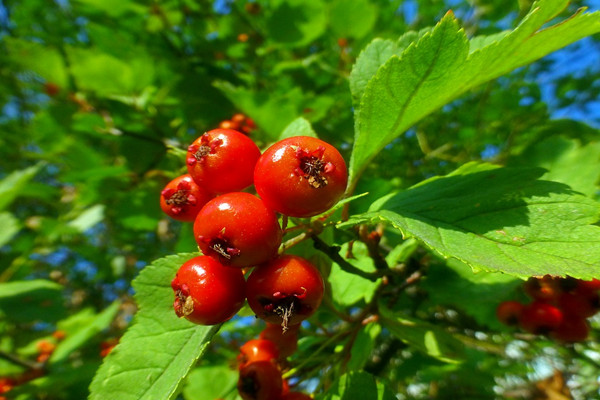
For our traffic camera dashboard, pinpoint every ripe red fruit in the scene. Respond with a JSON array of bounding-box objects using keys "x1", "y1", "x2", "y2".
[
  {"x1": 194, "y1": 192, "x2": 282, "y2": 267},
  {"x1": 578, "y1": 278, "x2": 600, "y2": 292},
  {"x1": 496, "y1": 301, "x2": 524, "y2": 327},
  {"x1": 171, "y1": 256, "x2": 246, "y2": 325},
  {"x1": 186, "y1": 129, "x2": 261, "y2": 194},
  {"x1": 259, "y1": 322, "x2": 299, "y2": 358},
  {"x1": 238, "y1": 339, "x2": 280, "y2": 369},
  {"x1": 557, "y1": 292, "x2": 599, "y2": 318},
  {"x1": 246, "y1": 255, "x2": 324, "y2": 328},
  {"x1": 281, "y1": 392, "x2": 313, "y2": 400},
  {"x1": 160, "y1": 174, "x2": 213, "y2": 222},
  {"x1": 519, "y1": 301, "x2": 563, "y2": 335},
  {"x1": 238, "y1": 361, "x2": 283, "y2": 400},
  {"x1": 551, "y1": 316, "x2": 590, "y2": 343},
  {"x1": 254, "y1": 136, "x2": 348, "y2": 217}
]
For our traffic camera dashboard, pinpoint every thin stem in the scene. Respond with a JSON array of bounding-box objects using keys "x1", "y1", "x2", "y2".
[
  {"x1": 0, "y1": 350, "x2": 43, "y2": 371},
  {"x1": 311, "y1": 235, "x2": 381, "y2": 282}
]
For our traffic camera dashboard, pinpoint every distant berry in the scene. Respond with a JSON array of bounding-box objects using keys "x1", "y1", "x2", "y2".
[
  {"x1": 238, "y1": 339, "x2": 280, "y2": 369},
  {"x1": 519, "y1": 301, "x2": 563, "y2": 335},
  {"x1": 254, "y1": 136, "x2": 348, "y2": 217},
  {"x1": 259, "y1": 322, "x2": 299, "y2": 358},
  {"x1": 551, "y1": 316, "x2": 590, "y2": 343},
  {"x1": 496, "y1": 301, "x2": 524, "y2": 327},
  {"x1": 238, "y1": 361, "x2": 283, "y2": 400}
]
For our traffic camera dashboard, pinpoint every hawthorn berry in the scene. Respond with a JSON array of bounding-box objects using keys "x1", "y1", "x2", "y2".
[
  {"x1": 171, "y1": 256, "x2": 246, "y2": 325},
  {"x1": 550, "y1": 316, "x2": 590, "y2": 343},
  {"x1": 160, "y1": 174, "x2": 213, "y2": 222},
  {"x1": 254, "y1": 136, "x2": 348, "y2": 217},
  {"x1": 518, "y1": 301, "x2": 563, "y2": 335},
  {"x1": 557, "y1": 291, "x2": 599, "y2": 318},
  {"x1": 246, "y1": 255, "x2": 324, "y2": 328},
  {"x1": 259, "y1": 322, "x2": 299, "y2": 358},
  {"x1": 523, "y1": 275, "x2": 561, "y2": 302},
  {"x1": 238, "y1": 339, "x2": 280, "y2": 369},
  {"x1": 194, "y1": 192, "x2": 282, "y2": 267},
  {"x1": 496, "y1": 301, "x2": 524, "y2": 327},
  {"x1": 237, "y1": 361, "x2": 283, "y2": 400},
  {"x1": 186, "y1": 129, "x2": 261, "y2": 194},
  {"x1": 281, "y1": 392, "x2": 313, "y2": 400}
]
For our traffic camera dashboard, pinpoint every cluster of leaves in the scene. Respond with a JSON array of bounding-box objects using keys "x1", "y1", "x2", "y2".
[{"x1": 1, "y1": 0, "x2": 600, "y2": 399}]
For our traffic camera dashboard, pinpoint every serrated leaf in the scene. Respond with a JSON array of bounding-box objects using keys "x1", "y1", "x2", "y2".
[
  {"x1": 379, "y1": 302, "x2": 466, "y2": 363},
  {"x1": 320, "y1": 371, "x2": 396, "y2": 400},
  {"x1": 349, "y1": 1, "x2": 600, "y2": 186},
  {"x1": 342, "y1": 163, "x2": 600, "y2": 279},
  {"x1": 279, "y1": 117, "x2": 318, "y2": 140},
  {"x1": 89, "y1": 253, "x2": 219, "y2": 400}
]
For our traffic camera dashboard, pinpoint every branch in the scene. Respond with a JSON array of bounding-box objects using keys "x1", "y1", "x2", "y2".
[{"x1": 0, "y1": 350, "x2": 43, "y2": 371}]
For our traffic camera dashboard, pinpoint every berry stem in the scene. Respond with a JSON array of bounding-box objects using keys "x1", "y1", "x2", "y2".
[{"x1": 311, "y1": 235, "x2": 381, "y2": 282}]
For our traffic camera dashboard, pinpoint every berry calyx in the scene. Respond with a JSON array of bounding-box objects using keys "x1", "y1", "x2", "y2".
[
  {"x1": 171, "y1": 256, "x2": 246, "y2": 325},
  {"x1": 246, "y1": 255, "x2": 324, "y2": 329},
  {"x1": 254, "y1": 136, "x2": 348, "y2": 217},
  {"x1": 160, "y1": 174, "x2": 213, "y2": 222},
  {"x1": 237, "y1": 361, "x2": 283, "y2": 400},
  {"x1": 194, "y1": 192, "x2": 282, "y2": 267},
  {"x1": 186, "y1": 129, "x2": 261, "y2": 194}
]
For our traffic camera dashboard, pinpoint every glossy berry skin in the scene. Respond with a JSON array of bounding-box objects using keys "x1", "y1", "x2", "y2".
[
  {"x1": 160, "y1": 174, "x2": 213, "y2": 222},
  {"x1": 246, "y1": 255, "x2": 324, "y2": 327},
  {"x1": 237, "y1": 361, "x2": 283, "y2": 400},
  {"x1": 171, "y1": 256, "x2": 246, "y2": 325},
  {"x1": 518, "y1": 301, "x2": 563, "y2": 335},
  {"x1": 186, "y1": 129, "x2": 261, "y2": 194},
  {"x1": 551, "y1": 316, "x2": 590, "y2": 343},
  {"x1": 496, "y1": 301, "x2": 524, "y2": 327},
  {"x1": 259, "y1": 322, "x2": 299, "y2": 358},
  {"x1": 254, "y1": 136, "x2": 348, "y2": 217},
  {"x1": 194, "y1": 192, "x2": 282, "y2": 267},
  {"x1": 238, "y1": 339, "x2": 280, "y2": 369}
]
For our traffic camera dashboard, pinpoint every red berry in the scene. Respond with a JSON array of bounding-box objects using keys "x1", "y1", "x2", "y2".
[
  {"x1": 219, "y1": 120, "x2": 241, "y2": 131},
  {"x1": 160, "y1": 174, "x2": 213, "y2": 222},
  {"x1": 238, "y1": 339, "x2": 280, "y2": 369},
  {"x1": 238, "y1": 361, "x2": 283, "y2": 400},
  {"x1": 557, "y1": 292, "x2": 599, "y2": 318},
  {"x1": 496, "y1": 301, "x2": 524, "y2": 327},
  {"x1": 194, "y1": 192, "x2": 282, "y2": 267},
  {"x1": 259, "y1": 322, "x2": 299, "y2": 358},
  {"x1": 246, "y1": 255, "x2": 324, "y2": 328},
  {"x1": 523, "y1": 275, "x2": 561, "y2": 302},
  {"x1": 551, "y1": 316, "x2": 590, "y2": 343},
  {"x1": 576, "y1": 278, "x2": 600, "y2": 293},
  {"x1": 519, "y1": 301, "x2": 563, "y2": 335},
  {"x1": 186, "y1": 129, "x2": 261, "y2": 194},
  {"x1": 281, "y1": 392, "x2": 313, "y2": 400},
  {"x1": 171, "y1": 256, "x2": 246, "y2": 325},
  {"x1": 254, "y1": 136, "x2": 348, "y2": 217}
]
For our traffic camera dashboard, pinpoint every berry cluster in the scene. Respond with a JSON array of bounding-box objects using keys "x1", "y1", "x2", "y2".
[
  {"x1": 497, "y1": 275, "x2": 600, "y2": 342},
  {"x1": 218, "y1": 113, "x2": 257, "y2": 135},
  {"x1": 160, "y1": 128, "x2": 347, "y2": 330},
  {"x1": 235, "y1": 324, "x2": 311, "y2": 400}
]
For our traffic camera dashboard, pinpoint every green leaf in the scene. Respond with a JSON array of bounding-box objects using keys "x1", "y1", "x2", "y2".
[
  {"x1": 422, "y1": 259, "x2": 523, "y2": 329},
  {"x1": 379, "y1": 302, "x2": 466, "y2": 363},
  {"x1": 182, "y1": 365, "x2": 238, "y2": 400},
  {"x1": 89, "y1": 253, "x2": 220, "y2": 400},
  {"x1": 0, "y1": 164, "x2": 42, "y2": 211},
  {"x1": 0, "y1": 280, "x2": 66, "y2": 322},
  {"x1": 342, "y1": 163, "x2": 600, "y2": 279},
  {"x1": 265, "y1": 0, "x2": 327, "y2": 47},
  {"x1": 279, "y1": 117, "x2": 318, "y2": 140},
  {"x1": 0, "y1": 212, "x2": 20, "y2": 247},
  {"x1": 347, "y1": 323, "x2": 381, "y2": 371},
  {"x1": 5, "y1": 38, "x2": 68, "y2": 86},
  {"x1": 349, "y1": 1, "x2": 600, "y2": 186},
  {"x1": 329, "y1": 242, "x2": 378, "y2": 306},
  {"x1": 512, "y1": 137, "x2": 600, "y2": 198},
  {"x1": 50, "y1": 302, "x2": 120, "y2": 364},
  {"x1": 320, "y1": 371, "x2": 396, "y2": 400},
  {"x1": 67, "y1": 204, "x2": 105, "y2": 232},
  {"x1": 328, "y1": 0, "x2": 378, "y2": 40}
]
